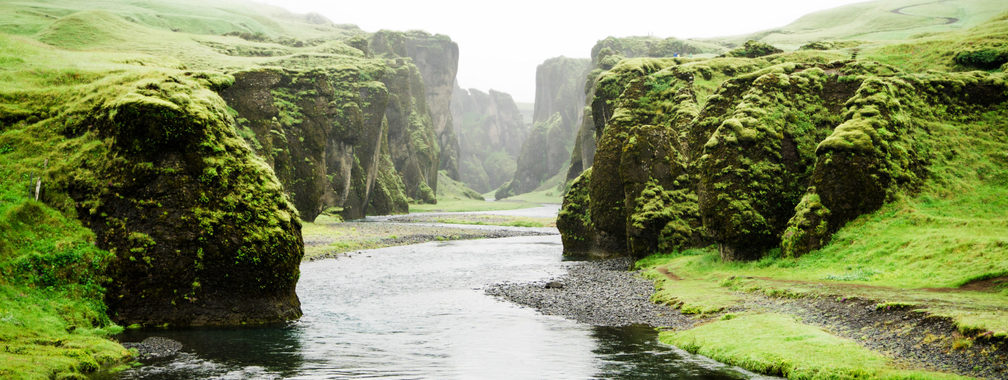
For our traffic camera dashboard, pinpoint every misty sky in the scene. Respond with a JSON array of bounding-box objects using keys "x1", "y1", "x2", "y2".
[{"x1": 257, "y1": 0, "x2": 867, "y2": 103}]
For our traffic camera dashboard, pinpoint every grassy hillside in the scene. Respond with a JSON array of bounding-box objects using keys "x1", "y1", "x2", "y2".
[
  {"x1": 0, "y1": 0, "x2": 375, "y2": 377},
  {"x1": 712, "y1": 0, "x2": 1008, "y2": 49}
]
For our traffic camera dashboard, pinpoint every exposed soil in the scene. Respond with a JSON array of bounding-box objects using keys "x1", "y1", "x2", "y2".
[{"x1": 956, "y1": 275, "x2": 1008, "y2": 292}]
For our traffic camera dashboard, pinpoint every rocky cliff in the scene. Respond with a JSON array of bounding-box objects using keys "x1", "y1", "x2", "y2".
[
  {"x1": 565, "y1": 37, "x2": 727, "y2": 184},
  {"x1": 370, "y1": 30, "x2": 461, "y2": 181},
  {"x1": 222, "y1": 32, "x2": 460, "y2": 218},
  {"x1": 451, "y1": 86, "x2": 528, "y2": 192},
  {"x1": 221, "y1": 65, "x2": 407, "y2": 221},
  {"x1": 496, "y1": 57, "x2": 590, "y2": 198},
  {"x1": 558, "y1": 40, "x2": 1008, "y2": 260}
]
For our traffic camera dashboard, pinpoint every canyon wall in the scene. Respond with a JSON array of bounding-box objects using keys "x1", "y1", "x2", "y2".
[{"x1": 451, "y1": 86, "x2": 527, "y2": 193}]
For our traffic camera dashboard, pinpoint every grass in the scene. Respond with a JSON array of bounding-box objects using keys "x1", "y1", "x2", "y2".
[
  {"x1": 0, "y1": 170, "x2": 131, "y2": 379},
  {"x1": 636, "y1": 179, "x2": 1008, "y2": 335},
  {"x1": 713, "y1": 0, "x2": 1008, "y2": 50},
  {"x1": 661, "y1": 313, "x2": 966, "y2": 379}
]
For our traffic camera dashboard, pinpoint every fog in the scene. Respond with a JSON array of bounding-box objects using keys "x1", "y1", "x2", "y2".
[{"x1": 256, "y1": 0, "x2": 868, "y2": 103}]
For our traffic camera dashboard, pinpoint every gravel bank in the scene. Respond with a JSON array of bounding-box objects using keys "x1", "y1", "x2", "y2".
[
  {"x1": 121, "y1": 336, "x2": 183, "y2": 362},
  {"x1": 486, "y1": 258, "x2": 694, "y2": 329}
]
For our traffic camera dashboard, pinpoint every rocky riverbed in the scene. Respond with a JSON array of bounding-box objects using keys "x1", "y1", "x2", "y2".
[{"x1": 486, "y1": 258, "x2": 694, "y2": 329}]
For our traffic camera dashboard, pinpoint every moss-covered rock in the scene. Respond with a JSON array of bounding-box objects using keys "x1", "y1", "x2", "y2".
[
  {"x1": 726, "y1": 40, "x2": 783, "y2": 58},
  {"x1": 44, "y1": 72, "x2": 303, "y2": 326},
  {"x1": 557, "y1": 168, "x2": 622, "y2": 258},
  {"x1": 566, "y1": 37, "x2": 729, "y2": 185},
  {"x1": 220, "y1": 65, "x2": 404, "y2": 220},
  {"x1": 786, "y1": 71, "x2": 1008, "y2": 256},
  {"x1": 559, "y1": 45, "x2": 1008, "y2": 261}
]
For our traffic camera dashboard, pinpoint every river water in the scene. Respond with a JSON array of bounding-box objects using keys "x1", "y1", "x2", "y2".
[{"x1": 115, "y1": 213, "x2": 762, "y2": 379}]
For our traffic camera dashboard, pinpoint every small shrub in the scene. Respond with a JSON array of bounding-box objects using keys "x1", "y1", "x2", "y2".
[{"x1": 954, "y1": 49, "x2": 1008, "y2": 70}]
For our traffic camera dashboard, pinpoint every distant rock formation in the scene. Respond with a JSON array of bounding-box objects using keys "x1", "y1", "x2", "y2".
[
  {"x1": 451, "y1": 86, "x2": 527, "y2": 193},
  {"x1": 496, "y1": 57, "x2": 590, "y2": 199}
]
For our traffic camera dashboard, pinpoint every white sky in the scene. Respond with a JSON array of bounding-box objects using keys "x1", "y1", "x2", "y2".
[{"x1": 257, "y1": 0, "x2": 868, "y2": 103}]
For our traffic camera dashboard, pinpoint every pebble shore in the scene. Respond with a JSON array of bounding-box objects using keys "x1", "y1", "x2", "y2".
[{"x1": 486, "y1": 258, "x2": 694, "y2": 329}]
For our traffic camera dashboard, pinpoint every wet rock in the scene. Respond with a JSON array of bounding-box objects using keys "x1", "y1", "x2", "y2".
[{"x1": 122, "y1": 337, "x2": 183, "y2": 362}]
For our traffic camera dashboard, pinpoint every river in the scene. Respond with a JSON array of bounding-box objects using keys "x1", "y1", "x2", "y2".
[{"x1": 114, "y1": 209, "x2": 763, "y2": 379}]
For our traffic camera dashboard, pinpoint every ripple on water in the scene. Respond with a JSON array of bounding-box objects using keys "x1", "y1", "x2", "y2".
[{"x1": 113, "y1": 235, "x2": 764, "y2": 379}]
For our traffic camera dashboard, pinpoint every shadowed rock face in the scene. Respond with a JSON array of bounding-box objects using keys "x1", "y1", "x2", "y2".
[
  {"x1": 50, "y1": 73, "x2": 304, "y2": 326},
  {"x1": 451, "y1": 86, "x2": 527, "y2": 192},
  {"x1": 379, "y1": 59, "x2": 440, "y2": 204},
  {"x1": 496, "y1": 57, "x2": 590, "y2": 198},
  {"x1": 558, "y1": 54, "x2": 1008, "y2": 261},
  {"x1": 370, "y1": 30, "x2": 460, "y2": 182}
]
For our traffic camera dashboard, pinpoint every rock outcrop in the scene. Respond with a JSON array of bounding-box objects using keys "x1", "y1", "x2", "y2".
[
  {"x1": 451, "y1": 86, "x2": 527, "y2": 192},
  {"x1": 496, "y1": 57, "x2": 590, "y2": 198},
  {"x1": 43, "y1": 72, "x2": 304, "y2": 326},
  {"x1": 565, "y1": 36, "x2": 727, "y2": 184},
  {"x1": 558, "y1": 50, "x2": 1008, "y2": 260}
]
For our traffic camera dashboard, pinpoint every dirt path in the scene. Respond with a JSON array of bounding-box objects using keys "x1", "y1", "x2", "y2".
[{"x1": 890, "y1": 0, "x2": 959, "y2": 25}]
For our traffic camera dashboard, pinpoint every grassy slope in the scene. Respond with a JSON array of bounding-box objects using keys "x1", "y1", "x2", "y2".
[
  {"x1": 0, "y1": 165, "x2": 130, "y2": 377},
  {"x1": 662, "y1": 313, "x2": 965, "y2": 380},
  {"x1": 0, "y1": 1, "x2": 368, "y2": 377},
  {"x1": 712, "y1": 0, "x2": 1007, "y2": 49}
]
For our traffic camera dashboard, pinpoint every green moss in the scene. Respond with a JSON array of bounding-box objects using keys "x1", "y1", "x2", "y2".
[{"x1": 629, "y1": 179, "x2": 700, "y2": 256}]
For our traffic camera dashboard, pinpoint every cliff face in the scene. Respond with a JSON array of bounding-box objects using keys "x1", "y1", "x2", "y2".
[
  {"x1": 558, "y1": 51, "x2": 1008, "y2": 260},
  {"x1": 378, "y1": 58, "x2": 440, "y2": 204},
  {"x1": 565, "y1": 37, "x2": 727, "y2": 183},
  {"x1": 371, "y1": 30, "x2": 461, "y2": 181},
  {"x1": 222, "y1": 32, "x2": 458, "y2": 217},
  {"x1": 451, "y1": 86, "x2": 527, "y2": 192},
  {"x1": 496, "y1": 57, "x2": 590, "y2": 198},
  {"x1": 221, "y1": 66, "x2": 407, "y2": 221}
]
